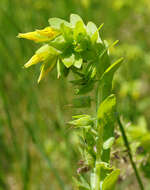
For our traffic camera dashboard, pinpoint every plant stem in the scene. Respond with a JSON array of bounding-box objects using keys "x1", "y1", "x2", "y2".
[
  {"x1": 117, "y1": 116, "x2": 144, "y2": 190},
  {"x1": 94, "y1": 85, "x2": 101, "y2": 190}
]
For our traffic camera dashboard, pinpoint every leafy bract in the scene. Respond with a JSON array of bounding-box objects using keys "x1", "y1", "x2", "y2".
[
  {"x1": 62, "y1": 54, "x2": 75, "y2": 68},
  {"x1": 69, "y1": 115, "x2": 93, "y2": 127},
  {"x1": 73, "y1": 176, "x2": 91, "y2": 190},
  {"x1": 97, "y1": 94, "x2": 116, "y2": 161},
  {"x1": 100, "y1": 57, "x2": 124, "y2": 84},
  {"x1": 91, "y1": 24, "x2": 103, "y2": 44},
  {"x1": 60, "y1": 23, "x2": 73, "y2": 42},
  {"x1": 97, "y1": 94, "x2": 116, "y2": 126},
  {"x1": 98, "y1": 57, "x2": 123, "y2": 100},
  {"x1": 74, "y1": 21, "x2": 87, "y2": 42},
  {"x1": 74, "y1": 57, "x2": 83, "y2": 68},
  {"x1": 87, "y1": 22, "x2": 103, "y2": 43},
  {"x1": 70, "y1": 14, "x2": 83, "y2": 27},
  {"x1": 102, "y1": 169, "x2": 120, "y2": 190},
  {"x1": 49, "y1": 17, "x2": 71, "y2": 29},
  {"x1": 103, "y1": 137, "x2": 115, "y2": 150},
  {"x1": 87, "y1": 22, "x2": 98, "y2": 37}
]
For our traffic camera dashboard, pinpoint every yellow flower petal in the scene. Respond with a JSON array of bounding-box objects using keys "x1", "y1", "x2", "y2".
[
  {"x1": 24, "y1": 54, "x2": 41, "y2": 68},
  {"x1": 18, "y1": 27, "x2": 60, "y2": 43},
  {"x1": 38, "y1": 57, "x2": 57, "y2": 83},
  {"x1": 36, "y1": 27, "x2": 60, "y2": 38},
  {"x1": 24, "y1": 45, "x2": 60, "y2": 69}
]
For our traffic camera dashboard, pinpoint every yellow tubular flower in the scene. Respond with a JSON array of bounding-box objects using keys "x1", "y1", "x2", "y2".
[
  {"x1": 38, "y1": 57, "x2": 57, "y2": 83},
  {"x1": 24, "y1": 54, "x2": 41, "y2": 68},
  {"x1": 24, "y1": 44, "x2": 61, "y2": 77},
  {"x1": 18, "y1": 27, "x2": 60, "y2": 43},
  {"x1": 24, "y1": 44, "x2": 52, "y2": 68}
]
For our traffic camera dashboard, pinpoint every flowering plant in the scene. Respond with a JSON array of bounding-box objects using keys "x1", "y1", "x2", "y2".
[{"x1": 18, "y1": 14, "x2": 144, "y2": 190}]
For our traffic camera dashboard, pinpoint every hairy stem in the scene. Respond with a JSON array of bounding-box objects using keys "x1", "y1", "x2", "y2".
[{"x1": 117, "y1": 116, "x2": 144, "y2": 190}]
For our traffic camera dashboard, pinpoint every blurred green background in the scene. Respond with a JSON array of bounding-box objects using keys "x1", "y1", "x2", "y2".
[{"x1": 0, "y1": 0, "x2": 150, "y2": 189}]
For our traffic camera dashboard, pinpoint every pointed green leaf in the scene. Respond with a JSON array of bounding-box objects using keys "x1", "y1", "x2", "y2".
[
  {"x1": 49, "y1": 17, "x2": 71, "y2": 29},
  {"x1": 62, "y1": 54, "x2": 75, "y2": 68},
  {"x1": 97, "y1": 94, "x2": 116, "y2": 161},
  {"x1": 91, "y1": 23, "x2": 103, "y2": 43},
  {"x1": 70, "y1": 14, "x2": 83, "y2": 27},
  {"x1": 60, "y1": 23, "x2": 73, "y2": 42},
  {"x1": 98, "y1": 57, "x2": 124, "y2": 101},
  {"x1": 86, "y1": 21, "x2": 98, "y2": 37},
  {"x1": 74, "y1": 58, "x2": 83, "y2": 68},
  {"x1": 74, "y1": 21, "x2": 87, "y2": 41},
  {"x1": 72, "y1": 114, "x2": 90, "y2": 119},
  {"x1": 36, "y1": 44, "x2": 61, "y2": 56},
  {"x1": 73, "y1": 176, "x2": 90, "y2": 190},
  {"x1": 102, "y1": 169, "x2": 120, "y2": 190},
  {"x1": 103, "y1": 137, "x2": 115, "y2": 150},
  {"x1": 100, "y1": 57, "x2": 124, "y2": 84},
  {"x1": 97, "y1": 94, "x2": 116, "y2": 124},
  {"x1": 69, "y1": 115, "x2": 93, "y2": 127}
]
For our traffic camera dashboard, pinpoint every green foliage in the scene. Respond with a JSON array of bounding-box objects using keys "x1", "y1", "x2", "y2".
[{"x1": 102, "y1": 169, "x2": 120, "y2": 190}]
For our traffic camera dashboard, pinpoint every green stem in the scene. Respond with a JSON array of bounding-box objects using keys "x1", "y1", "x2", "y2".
[
  {"x1": 94, "y1": 84, "x2": 104, "y2": 190},
  {"x1": 94, "y1": 85, "x2": 100, "y2": 190},
  {"x1": 117, "y1": 116, "x2": 144, "y2": 190}
]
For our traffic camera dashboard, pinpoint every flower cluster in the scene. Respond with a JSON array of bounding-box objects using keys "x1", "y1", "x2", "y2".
[{"x1": 18, "y1": 14, "x2": 104, "y2": 83}]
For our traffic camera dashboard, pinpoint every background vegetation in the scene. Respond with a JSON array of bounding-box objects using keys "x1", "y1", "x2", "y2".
[{"x1": 0, "y1": 0, "x2": 150, "y2": 189}]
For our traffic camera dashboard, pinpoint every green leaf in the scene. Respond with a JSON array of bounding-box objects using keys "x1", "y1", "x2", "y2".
[
  {"x1": 103, "y1": 137, "x2": 115, "y2": 150},
  {"x1": 70, "y1": 14, "x2": 83, "y2": 27},
  {"x1": 69, "y1": 115, "x2": 93, "y2": 127},
  {"x1": 98, "y1": 57, "x2": 124, "y2": 100},
  {"x1": 49, "y1": 17, "x2": 71, "y2": 29},
  {"x1": 102, "y1": 169, "x2": 120, "y2": 190},
  {"x1": 86, "y1": 22, "x2": 97, "y2": 36},
  {"x1": 72, "y1": 115, "x2": 90, "y2": 119},
  {"x1": 140, "y1": 134, "x2": 150, "y2": 152},
  {"x1": 91, "y1": 23, "x2": 103, "y2": 43},
  {"x1": 49, "y1": 35, "x2": 67, "y2": 51},
  {"x1": 36, "y1": 44, "x2": 61, "y2": 56},
  {"x1": 60, "y1": 23, "x2": 73, "y2": 42},
  {"x1": 74, "y1": 58, "x2": 83, "y2": 68},
  {"x1": 97, "y1": 94, "x2": 117, "y2": 161},
  {"x1": 141, "y1": 158, "x2": 150, "y2": 178},
  {"x1": 74, "y1": 21, "x2": 87, "y2": 42},
  {"x1": 73, "y1": 176, "x2": 90, "y2": 190},
  {"x1": 100, "y1": 58, "x2": 123, "y2": 84},
  {"x1": 62, "y1": 54, "x2": 75, "y2": 68},
  {"x1": 97, "y1": 94, "x2": 116, "y2": 125}
]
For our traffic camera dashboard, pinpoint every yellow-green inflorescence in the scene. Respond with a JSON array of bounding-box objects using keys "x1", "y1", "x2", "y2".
[{"x1": 18, "y1": 14, "x2": 104, "y2": 83}]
